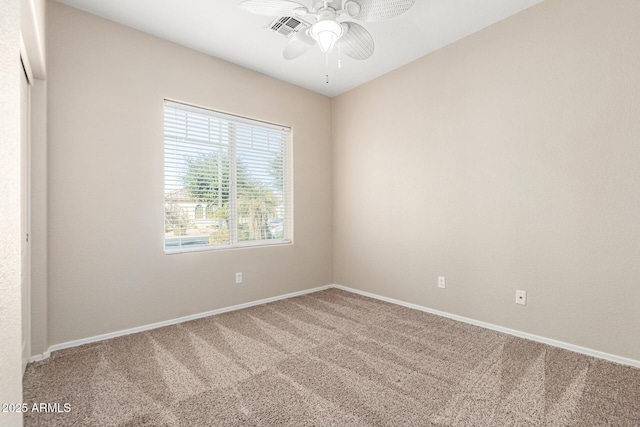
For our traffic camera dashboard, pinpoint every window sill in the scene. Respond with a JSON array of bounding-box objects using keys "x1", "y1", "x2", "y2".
[{"x1": 163, "y1": 239, "x2": 292, "y2": 255}]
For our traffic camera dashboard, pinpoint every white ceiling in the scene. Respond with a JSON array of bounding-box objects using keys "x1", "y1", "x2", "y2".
[{"x1": 55, "y1": 0, "x2": 542, "y2": 97}]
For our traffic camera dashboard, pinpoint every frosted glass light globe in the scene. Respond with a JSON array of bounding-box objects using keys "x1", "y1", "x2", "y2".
[{"x1": 310, "y1": 20, "x2": 343, "y2": 53}]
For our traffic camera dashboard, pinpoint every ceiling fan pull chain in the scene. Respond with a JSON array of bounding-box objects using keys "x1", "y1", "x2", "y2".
[{"x1": 325, "y1": 52, "x2": 330, "y2": 83}]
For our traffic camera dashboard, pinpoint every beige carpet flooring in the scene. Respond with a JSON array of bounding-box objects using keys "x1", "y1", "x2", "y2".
[{"x1": 23, "y1": 288, "x2": 640, "y2": 426}]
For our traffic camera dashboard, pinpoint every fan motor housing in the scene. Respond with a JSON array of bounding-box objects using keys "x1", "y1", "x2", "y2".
[{"x1": 312, "y1": 0, "x2": 342, "y2": 11}]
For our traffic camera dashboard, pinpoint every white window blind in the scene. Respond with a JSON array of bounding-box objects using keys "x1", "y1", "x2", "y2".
[{"x1": 164, "y1": 100, "x2": 292, "y2": 253}]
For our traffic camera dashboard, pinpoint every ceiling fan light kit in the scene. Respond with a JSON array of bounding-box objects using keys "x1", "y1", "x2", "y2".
[
  {"x1": 310, "y1": 11, "x2": 344, "y2": 53},
  {"x1": 239, "y1": 0, "x2": 415, "y2": 62}
]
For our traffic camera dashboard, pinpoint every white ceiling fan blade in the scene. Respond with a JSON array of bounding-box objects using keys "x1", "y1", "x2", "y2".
[
  {"x1": 283, "y1": 30, "x2": 316, "y2": 60},
  {"x1": 337, "y1": 22, "x2": 374, "y2": 60},
  {"x1": 353, "y1": 0, "x2": 416, "y2": 22},
  {"x1": 239, "y1": 0, "x2": 308, "y2": 16}
]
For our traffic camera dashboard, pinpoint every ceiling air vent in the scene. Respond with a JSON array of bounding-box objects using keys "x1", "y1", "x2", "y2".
[{"x1": 267, "y1": 16, "x2": 307, "y2": 38}]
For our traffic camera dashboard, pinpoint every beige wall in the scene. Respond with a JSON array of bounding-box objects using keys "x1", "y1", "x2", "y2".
[
  {"x1": 0, "y1": 0, "x2": 24, "y2": 424},
  {"x1": 46, "y1": 2, "x2": 332, "y2": 346},
  {"x1": 333, "y1": 0, "x2": 640, "y2": 361}
]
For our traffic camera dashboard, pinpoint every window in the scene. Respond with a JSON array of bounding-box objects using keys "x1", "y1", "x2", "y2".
[
  {"x1": 195, "y1": 204, "x2": 204, "y2": 220},
  {"x1": 164, "y1": 100, "x2": 292, "y2": 253},
  {"x1": 205, "y1": 205, "x2": 215, "y2": 219}
]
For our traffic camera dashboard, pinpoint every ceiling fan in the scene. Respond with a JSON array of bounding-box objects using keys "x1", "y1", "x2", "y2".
[{"x1": 239, "y1": 0, "x2": 416, "y2": 61}]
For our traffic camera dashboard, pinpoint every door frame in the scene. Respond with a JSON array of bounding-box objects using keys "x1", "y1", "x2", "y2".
[{"x1": 20, "y1": 33, "x2": 33, "y2": 375}]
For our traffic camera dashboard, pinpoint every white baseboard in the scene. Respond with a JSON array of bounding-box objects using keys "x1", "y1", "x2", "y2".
[
  {"x1": 28, "y1": 350, "x2": 50, "y2": 363},
  {"x1": 30, "y1": 283, "x2": 639, "y2": 369},
  {"x1": 29, "y1": 285, "x2": 332, "y2": 363},
  {"x1": 332, "y1": 284, "x2": 640, "y2": 369}
]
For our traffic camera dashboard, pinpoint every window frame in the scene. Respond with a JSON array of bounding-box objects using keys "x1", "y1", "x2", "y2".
[{"x1": 163, "y1": 99, "x2": 293, "y2": 254}]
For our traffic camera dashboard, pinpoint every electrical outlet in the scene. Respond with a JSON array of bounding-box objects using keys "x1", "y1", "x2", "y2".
[
  {"x1": 438, "y1": 276, "x2": 446, "y2": 289},
  {"x1": 515, "y1": 290, "x2": 526, "y2": 305},
  {"x1": 235, "y1": 272, "x2": 243, "y2": 284}
]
